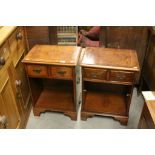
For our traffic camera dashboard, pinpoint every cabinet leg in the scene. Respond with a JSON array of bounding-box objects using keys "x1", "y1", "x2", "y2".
[
  {"x1": 81, "y1": 112, "x2": 94, "y2": 121},
  {"x1": 33, "y1": 108, "x2": 41, "y2": 116},
  {"x1": 114, "y1": 116, "x2": 128, "y2": 125},
  {"x1": 64, "y1": 112, "x2": 77, "y2": 121}
]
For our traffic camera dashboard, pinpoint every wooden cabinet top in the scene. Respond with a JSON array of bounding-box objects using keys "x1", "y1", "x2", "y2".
[
  {"x1": 22, "y1": 45, "x2": 82, "y2": 66},
  {"x1": 80, "y1": 47, "x2": 140, "y2": 71},
  {"x1": 142, "y1": 91, "x2": 155, "y2": 124},
  {"x1": 0, "y1": 26, "x2": 17, "y2": 46}
]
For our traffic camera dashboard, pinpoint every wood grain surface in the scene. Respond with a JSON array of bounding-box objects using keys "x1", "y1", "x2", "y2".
[{"x1": 23, "y1": 45, "x2": 82, "y2": 66}]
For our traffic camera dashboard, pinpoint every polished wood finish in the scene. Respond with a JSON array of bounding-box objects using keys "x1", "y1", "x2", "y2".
[
  {"x1": 81, "y1": 47, "x2": 139, "y2": 71},
  {"x1": 9, "y1": 27, "x2": 26, "y2": 66},
  {"x1": 0, "y1": 26, "x2": 17, "y2": 46},
  {"x1": 23, "y1": 45, "x2": 81, "y2": 66},
  {"x1": 138, "y1": 91, "x2": 155, "y2": 129},
  {"x1": 109, "y1": 70, "x2": 134, "y2": 83},
  {"x1": 8, "y1": 61, "x2": 31, "y2": 128},
  {"x1": 0, "y1": 41, "x2": 10, "y2": 70},
  {"x1": 23, "y1": 45, "x2": 81, "y2": 120},
  {"x1": 0, "y1": 26, "x2": 31, "y2": 129},
  {"x1": 83, "y1": 68, "x2": 107, "y2": 81},
  {"x1": 51, "y1": 66, "x2": 73, "y2": 80},
  {"x1": 80, "y1": 47, "x2": 140, "y2": 125},
  {"x1": 26, "y1": 64, "x2": 48, "y2": 77},
  {"x1": 0, "y1": 61, "x2": 21, "y2": 129}
]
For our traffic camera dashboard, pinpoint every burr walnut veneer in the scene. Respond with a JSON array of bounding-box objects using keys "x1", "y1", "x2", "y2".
[
  {"x1": 80, "y1": 47, "x2": 140, "y2": 125},
  {"x1": 22, "y1": 45, "x2": 81, "y2": 120}
]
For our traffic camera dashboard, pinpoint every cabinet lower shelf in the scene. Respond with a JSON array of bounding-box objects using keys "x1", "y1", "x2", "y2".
[
  {"x1": 33, "y1": 87, "x2": 77, "y2": 120},
  {"x1": 82, "y1": 91, "x2": 128, "y2": 124}
]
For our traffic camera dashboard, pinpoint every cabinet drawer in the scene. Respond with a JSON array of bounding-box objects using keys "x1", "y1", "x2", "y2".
[
  {"x1": 26, "y1": 64, "x2": 48, "y2": 77},
  {"x1": 83, "y1": 68, "x2": 107, "y2": 80},
  {"x1": 17, "y1": 27, "x2": 25, "y2": 55},
  {"x1": 9, "y1": 29, "x2": 18, "y2": 66},
  {"x1": 9, "y1": 27, "x2": 25, "y2": 66},
  {"x1": 109, "y1": 70, "x2": 134, "y2": 83},
  {"x1": 0, "y1": 41, "x2": 10, "y2": 70},
  {"x1": 51, "y1": 66, "x2": 73, "y2": 79}
]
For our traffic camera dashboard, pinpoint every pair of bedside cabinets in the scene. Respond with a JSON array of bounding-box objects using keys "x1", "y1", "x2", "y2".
[{"x1": 22, "y1": 45, "x2": 140, "y2": 125}]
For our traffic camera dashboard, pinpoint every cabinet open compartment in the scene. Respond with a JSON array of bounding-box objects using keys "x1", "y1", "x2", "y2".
[
  {"x1": 29, "y1": 78, "x2": 76, "y2": 119},
  {"x1": 82, "y1": 81, "x2": 133, "y2": 124}
]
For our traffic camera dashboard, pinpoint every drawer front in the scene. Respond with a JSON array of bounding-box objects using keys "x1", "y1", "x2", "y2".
[
  {"x1": 9, "y1": 29, "x2": 18, "y2": 66},
  {"x1": 17, "y1": 27, "x2": 25, "y2": 55},
  {"x1": 83, "y1": 68, "x2": 107, "y2": 80},
  {"x1": 0, "y1": 41, "x2": 10, "y2": 70},
  {"x1": 51, "y1": 67, "x2": 73, "y2": 79},
  {"x1": 26, "y1": 64, "x2": 48, "y2": 77},
  {"x1": 9, "y1": 27, "x2": 25, "y2": 66},
  {"x1": 109, "y1": 70, "x2": 134, "y2": 83}
]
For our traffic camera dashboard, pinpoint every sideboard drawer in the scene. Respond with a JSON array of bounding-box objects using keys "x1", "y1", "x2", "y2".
[
  {"x1": 83, "y1": 68, "x2": 107, "y2": 80},
  {"x1": 26, "y1": 64, "x2": 48, "y2": 77},
  {"x1": 109, "y1": 70, "x2": 134, "y2": 83},
  {"x1": 51, "y1": 66, "x2": 73, "y2": 79},
  {"x1": 16, "y1": 27, "x2": 25, "y2": 56},
  {"x1": 0, "y1": 41, "x2": 10, "y2": 70}
]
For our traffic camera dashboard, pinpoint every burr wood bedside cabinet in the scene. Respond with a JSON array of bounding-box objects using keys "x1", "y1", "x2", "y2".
[
  {"x1": 22, "y1": 45, "x2": 81, "y2": 120},
  {"x1": 80, "y1": 47, "x2": 140, "y2": 125}
]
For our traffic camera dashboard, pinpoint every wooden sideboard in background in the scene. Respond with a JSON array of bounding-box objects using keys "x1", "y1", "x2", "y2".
[
  {"x1": 138, "y1": 91, "x2": 155, "y2": 129},
  {"x1": 0, "y1": 26, "x2": 31, "y2": 129}
]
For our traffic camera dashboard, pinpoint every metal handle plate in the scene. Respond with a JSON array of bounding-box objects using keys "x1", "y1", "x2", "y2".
[
  {"x1": 33, "y1": 69, "x2": 41, "y2": 74},
  {"x1": 57, "y1": 71, "x2": 66, "y2": 75},
  {"x1": 91, "y1": 72, "x2": 97, "y2": 78},
  {"x1": 116, "y1": 74, "x2": 126, "y2": 80}
]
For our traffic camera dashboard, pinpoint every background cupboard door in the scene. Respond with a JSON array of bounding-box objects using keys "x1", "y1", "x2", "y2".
[
  {"x1": 8, "y1": 61, "x2": 31, "y2": 128},
  {"x1": 0, "y1": 71, "x2": 21, "y2": 129},
  {"x1": 9, "y1": 27, "x2": 26, "y2": 67},
  {"x1": 15, "y1": 55, "x2": 31, "y2": 112}
]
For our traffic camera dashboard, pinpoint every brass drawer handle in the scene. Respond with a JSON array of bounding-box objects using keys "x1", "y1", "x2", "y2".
[
  {"x1": 57, "y1": 71, "x2": 66, "y2": 75},
  {"x1": 0, "y1": 57, "x2": 5, "y2": 66},
  {"x1": 91, "y1": 72, "x2": 97, "y2": 78},
  {"x1": 33, "y1": 69, "x2": 41, "y2": 74},
  {"x1": 116, "y1": 75, "x2": 126, "y2": 80}
]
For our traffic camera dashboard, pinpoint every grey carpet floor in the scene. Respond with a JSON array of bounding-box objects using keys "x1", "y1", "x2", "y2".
[{"x1": 26, "y1": 88, "x2": 144, "y2": 129}]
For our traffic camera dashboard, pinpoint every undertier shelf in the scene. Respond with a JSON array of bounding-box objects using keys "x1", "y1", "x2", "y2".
[
  {"x1": 83, "y1": 91, "x2": 127, "y2": 116},
  {"x1": 35, "y1": 88, "x2": 75, "y2": 112}
]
